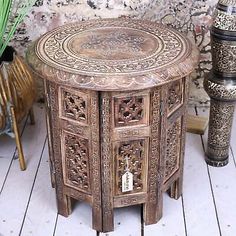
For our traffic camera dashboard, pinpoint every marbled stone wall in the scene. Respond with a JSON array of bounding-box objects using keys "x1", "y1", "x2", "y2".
[{"x1": 13, "y1": 0, "x2": 219, "y2": 105}]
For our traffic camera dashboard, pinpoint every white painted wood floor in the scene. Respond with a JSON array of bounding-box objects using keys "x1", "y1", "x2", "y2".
[{"x1": 0, "y1": 103, "x2": 236, "y2": 236}]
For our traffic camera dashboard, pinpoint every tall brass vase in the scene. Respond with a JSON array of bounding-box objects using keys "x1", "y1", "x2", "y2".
[
  {"x1": 0, "y1": 46, "x2": 36, "y2": 170},
  {"x1": 204, "y1": 0, "x2": 236, "y2": 166}
]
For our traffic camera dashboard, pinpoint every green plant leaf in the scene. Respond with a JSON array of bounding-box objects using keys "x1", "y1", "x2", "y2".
[{"x1": 0, "y1": 0, "x2": 36, "y2": 58}]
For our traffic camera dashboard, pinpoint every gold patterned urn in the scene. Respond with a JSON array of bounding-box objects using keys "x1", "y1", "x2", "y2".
[
  {"x1": 204, "y1": 0, "x2": 236, "y2": 166},
  {"x1": 0, "y1": 46, "x2": 36, "y2": 170}
]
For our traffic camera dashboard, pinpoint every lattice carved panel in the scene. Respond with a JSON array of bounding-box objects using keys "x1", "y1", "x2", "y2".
[
  {"x1": 60, "y1": 87, "x2": 88, "y2": 124},
  {"x1": 114, "y1": 139, "x2": 147, "y2": 195},
  {"x1": 62, "y1": 131, "x2": 91, "y2": 192},
  {"x1": 167, "y1": 80, "x2": 184, "y2": 116},
  {"x1": 164, "y1": 118, "x2": 182, "y2": 182},
  {"x1": 114, "y1": 95, "x2": 148, "y2": 127}
]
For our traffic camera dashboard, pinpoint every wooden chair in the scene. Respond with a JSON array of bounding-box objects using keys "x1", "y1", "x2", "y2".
[{"x1": 0, "y1": 52, "x2": 36, "y2": 170}]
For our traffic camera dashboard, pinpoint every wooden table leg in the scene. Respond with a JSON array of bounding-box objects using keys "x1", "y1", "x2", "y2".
[
  {"x1": 44, "y1": 80, "x2": 56, "y2": 188},
  {"x1": 168, "y1": 107, "x2": 187, "y2": 200},
  {"x1": 144, "y1": 87, "x2": 164, "y2": 225},
  {"x1": 168, "y1": 178, "x2": 182, "y2": 200},
  {"x1": 99, "y1": 92, "x2": 114, "y2": 232},
  {"x1": 57, "y1": 195, "x2": 72, "y2": 217},
  {"x1": 91, "y1": 92, "x2": 103, "y2": 232},
  {"x1": 47, "y1": 82, "x2": 73, "y2": 217}
]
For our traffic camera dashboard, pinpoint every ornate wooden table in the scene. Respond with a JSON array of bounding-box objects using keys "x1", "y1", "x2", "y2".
[{"x1": 27, "y1": 18, "x2": 198, "y2": 232}]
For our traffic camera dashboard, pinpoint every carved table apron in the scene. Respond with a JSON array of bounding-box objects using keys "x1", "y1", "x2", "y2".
[{"x1": 27, "y1": 18, "x2": 199, "y2": 232}]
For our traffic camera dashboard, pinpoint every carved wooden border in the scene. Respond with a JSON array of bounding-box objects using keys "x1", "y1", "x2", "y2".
[
  {"x1": 100, "y1": 92, "x2": 114, "y2": 232},
  {"x1": 90, "y1": 91, "x2": 103, "y2": 231}
]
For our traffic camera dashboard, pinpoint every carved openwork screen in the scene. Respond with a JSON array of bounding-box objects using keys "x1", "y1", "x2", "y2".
[{"x1": 62, "y1": 131, "x2": 91, "y2": 193}]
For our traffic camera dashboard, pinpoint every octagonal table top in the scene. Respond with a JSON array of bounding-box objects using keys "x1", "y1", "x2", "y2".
[{"x1": 27, "y1": 18, "x2": 199, "y2": 91}]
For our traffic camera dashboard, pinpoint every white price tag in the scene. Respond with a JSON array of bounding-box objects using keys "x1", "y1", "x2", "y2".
[{"x1": 122, "y1": 171, "x2": 133, "y2": 192}]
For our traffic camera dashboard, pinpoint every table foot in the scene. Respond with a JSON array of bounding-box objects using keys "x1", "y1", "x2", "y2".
[
  {"x1": 143, "y1": 195, "x2": 163, "y2": 225},
  {"x1": 168, "y1": 178, "x2": 182, "y2": 200},
  {"x1": 93, "y1": 209, "x2": 114, "y2": 233},
  {"x1": 57, "y1": 195, "x2": 72, "y2": 217},
  {"x1": 92, "y1": 207, "x2": 103, "y2": 232}
]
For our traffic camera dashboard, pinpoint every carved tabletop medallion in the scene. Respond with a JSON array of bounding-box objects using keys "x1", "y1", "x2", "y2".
[{"x1": 27, "y1": 18, "x2": 198, "y2": 91}]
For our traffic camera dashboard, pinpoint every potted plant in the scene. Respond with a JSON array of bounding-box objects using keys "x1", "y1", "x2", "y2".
[
  {"x1": 0, "y1": 0, "x2": 36, "y2": 171},
  {"x1": 0, "y1": 0, "x2": 36, "y2": 57}
]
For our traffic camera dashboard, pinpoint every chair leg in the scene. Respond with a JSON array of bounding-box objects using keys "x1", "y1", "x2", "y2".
[
  {"x1": 10, "y1": 106, "x2": 26, "y2": 171},
  {"x1": 29, "y1": 107, "x2": 35, "y2": 125}
]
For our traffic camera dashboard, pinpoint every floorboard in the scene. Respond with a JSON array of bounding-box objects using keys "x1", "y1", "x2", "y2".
[
  {"x1": 198, "y1": 107, "x2": 236, "y2": 236},
  {"x1": 0, "y1": 104, "x2": 47, "y2": 236},
  {"x1": 144, "y1": 194, "x2": 186, "y2": 236},
  {"x1": 19, "y1": 144, "x2": 58, "y2": 236},
  {"x1": 183, "y1": 132, "x2": 220, "y2": 236},
  {"x1": 54, "y1": 202, "x2": 96, "y2": 236},
  {"x1": 182, "y1": 108, "x2": 220, "y2": 236},
  {"x1": 100, "y1": 206, "x2": 141, "y2": 236},
  {"x1": 0, "y1": 117, "x2": 27, "y2": 192}
]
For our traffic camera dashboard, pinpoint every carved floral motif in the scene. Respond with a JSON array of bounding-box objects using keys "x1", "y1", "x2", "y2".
[
  {"x1": 115, "y1": 96, "x2": 145, "y2": 127},
  {"x1": 36, "y1": 19, "x2": 189, "y2": 76},
  {"x1": 80, "y1": 30, "x2": 149, "y2": 59},
  {"x1": 61, "y1": 89, "x2": 87, "y2": 123}
]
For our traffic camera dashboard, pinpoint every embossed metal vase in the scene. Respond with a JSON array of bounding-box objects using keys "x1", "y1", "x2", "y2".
[
  {"x1": 204, "y1": 0, "x2": 236, "y2": 166},
  {"x1": 0, "y1": 46, "x2": 36, "y2": 170}
]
